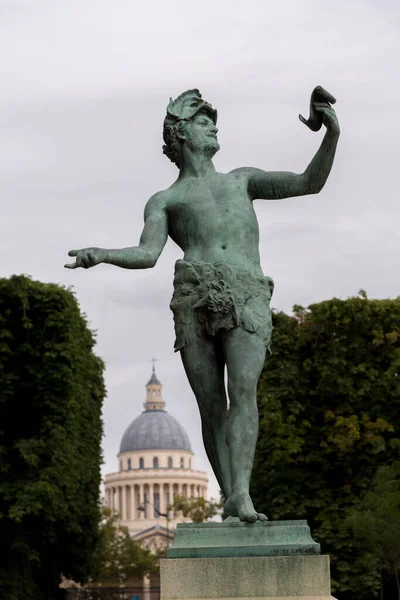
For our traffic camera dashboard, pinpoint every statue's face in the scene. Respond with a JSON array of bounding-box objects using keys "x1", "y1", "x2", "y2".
[{"x1": 184, "y1": 111, "x2": 219, "y2": 157}]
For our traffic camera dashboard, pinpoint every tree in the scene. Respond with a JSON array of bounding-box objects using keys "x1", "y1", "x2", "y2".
[
  {"x1": 90, "y1": 507, "x2": 158, "y2": 585},
  {"x1": 346, "y1": 460, "x2": 400, "y2": 600},
  {"x1": 170, "y1": 496, "x2": 222, "y2": 523},
  {"x1": 0, "y1": 275, "x2": 105, "y2": 600},
  {"x1": 251, "y1": 295, "x2": 400, "y2": 600}
]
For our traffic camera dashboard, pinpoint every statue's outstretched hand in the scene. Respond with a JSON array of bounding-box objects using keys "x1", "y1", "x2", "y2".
[
  {"x1": 313, "y1": 102, "x2": 340, "y2": 136},
  {"x1": 64, "y1": 247, "x2": 108, "y2": 269}
]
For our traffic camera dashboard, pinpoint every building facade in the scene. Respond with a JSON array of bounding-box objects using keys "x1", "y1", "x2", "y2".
[{"x1": 104, "y1": 366, "x2": 208, "y2": 552}]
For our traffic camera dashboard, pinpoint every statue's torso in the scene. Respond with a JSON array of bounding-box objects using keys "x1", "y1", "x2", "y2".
[{"x1": 164, "y1": 172, "x2": 263, "y2": 275}]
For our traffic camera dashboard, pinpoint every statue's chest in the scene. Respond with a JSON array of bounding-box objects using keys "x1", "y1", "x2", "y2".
[{"x1": 169, "y1": 179, "x2": 247, "y2": 220}]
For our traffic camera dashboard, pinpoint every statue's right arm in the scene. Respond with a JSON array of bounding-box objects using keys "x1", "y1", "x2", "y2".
[{"x1": 65, "y1": 193, "x2": 168, "y2": 270}]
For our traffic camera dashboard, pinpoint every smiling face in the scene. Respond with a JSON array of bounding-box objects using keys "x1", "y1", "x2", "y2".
[{"x1": 184, "y1": 110, "x2": 220, "y2": 158}]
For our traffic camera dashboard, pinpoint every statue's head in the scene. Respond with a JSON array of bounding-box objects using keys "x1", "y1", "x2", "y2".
[{"x1": 162, "y1": 89, "x2": 218, "y2": 168}]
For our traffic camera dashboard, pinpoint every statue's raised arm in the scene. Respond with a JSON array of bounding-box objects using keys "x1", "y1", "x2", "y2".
[
  {"x1": 233, "y1": 86, "x2": 340, "y2": 201},
  {"x1": 64, "y1": 192, "x2": 168, "y2": 270}
]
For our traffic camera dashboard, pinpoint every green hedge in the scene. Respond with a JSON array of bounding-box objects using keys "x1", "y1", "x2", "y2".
[
  {"x1": 0, "y1": 275, "x2": 105, "y2": 600},
  {"x1": 252, "y1": 294, "x2": 400, "y2": 600}
]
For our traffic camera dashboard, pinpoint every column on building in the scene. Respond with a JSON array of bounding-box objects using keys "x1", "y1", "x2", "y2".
[
  {"x1": 122, "y1": 484, "x2": 127, "y2": 519},
  {"x1": 143, "y1": 575, "x2": 151, "y2": 600},
  {"x1": 149, "y1": 483, "x2": 154, "y2": 518},
  {"x1": 139, "y1": 484, "x2": 145, "y2": 519},
  {"x1": 115, "y1": 487, "x2": 119, "y2": 514},
  {"x1": 163, "y1": 483, "x2": 170, "y2": 515},
  {"x1": 131, "y1": 484, "x2": 137, "y2": 519},
  {"x1": 126, "y1": 485, "x2": 131, "y2": 519}
]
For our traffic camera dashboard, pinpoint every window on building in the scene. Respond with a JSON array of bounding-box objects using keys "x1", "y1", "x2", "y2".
[
  {"x1": 127, "y1": 458, "x2": 131, "y2": 470},
  {"x1": 139, "y1": 457, "x2": 144, "y2": 469},
  {"x1": 189, "y1": 458, "x2": 192, "y2": 469},
  {"x1": 180, "y1": 457, "x2": 184, "y2": 469},
  {"x1": 153, "y1": 457, "x2": 159, "y2": 469},
  {"x1": 168, "y1": 456, "x2": 173, "y2": 468},
  {"x1": 119, "y1": 460, "x2": 123, "y2": 471}
]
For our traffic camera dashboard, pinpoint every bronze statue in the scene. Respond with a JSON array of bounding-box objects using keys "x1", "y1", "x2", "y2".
[{"x1": 65, "y1": 87, "x2": 339, "y2": 522}]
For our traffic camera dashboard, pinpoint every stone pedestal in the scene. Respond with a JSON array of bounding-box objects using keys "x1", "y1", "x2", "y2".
[
  {"x1": 160, "y1": 521, "x2": 336, "y2": 600},
  {"x1": 160, "y1": 554, "x2": 335, "y2": 600}
]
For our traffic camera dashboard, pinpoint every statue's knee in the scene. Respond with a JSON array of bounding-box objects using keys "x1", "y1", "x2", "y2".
[
  {"x1": 199, "y1": 400, "x2": 226, "y2": 425},
  {"x1": 228, "y1": 379, "x2": 257, "y2": 401}
]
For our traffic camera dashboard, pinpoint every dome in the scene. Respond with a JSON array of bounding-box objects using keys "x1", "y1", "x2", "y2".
[{"x1": 119, "y1": 409, "x2": 192, "y2": 453}]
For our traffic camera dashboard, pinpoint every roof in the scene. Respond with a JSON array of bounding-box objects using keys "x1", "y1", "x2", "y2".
[
  {"x1": 119, "y1": 409, "x2": 191, "y2": 453},
  {"x1": 147, "y1": 371, "x2": 161, "y2": 385}
]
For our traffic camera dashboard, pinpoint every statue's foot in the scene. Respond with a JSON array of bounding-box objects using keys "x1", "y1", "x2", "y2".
[
  {"x1": 224, "y1": 492, "x2": 258, "y2": 523},
  {"x1": 224, "y1": 512, "x2": 268, "y2": 523},
  {"x1": 256, "y1": 512, "x2": 268, "y2": 521},
  {"x1": 223, "y1": 515, "x2": 240, "y2": 523}
]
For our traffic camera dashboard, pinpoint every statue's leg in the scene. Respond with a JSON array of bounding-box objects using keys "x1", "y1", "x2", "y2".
[
  {"x1": 222, "y1": 328, "x2": 267, "y2": 523},
  {"x1": 180, "y1": 337, "x2": 231, "y2": 500}
]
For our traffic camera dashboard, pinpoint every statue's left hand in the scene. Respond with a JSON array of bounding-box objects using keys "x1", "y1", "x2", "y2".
[
  {"x1": 313, "y1": 102, "x2": 340, "y2": 136},
  {"x1": 64, "y1": 247, "x2": 108, "y2": 269}
]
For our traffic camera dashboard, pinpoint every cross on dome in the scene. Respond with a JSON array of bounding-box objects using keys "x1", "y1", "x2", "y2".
[{"x1": 147, "y1": 357, "x2": 161, "y2": 386}]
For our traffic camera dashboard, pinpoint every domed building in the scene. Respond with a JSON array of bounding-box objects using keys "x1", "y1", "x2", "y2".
[{"x1": 104, "y1": 365, "x2": 208, "y2": 552}]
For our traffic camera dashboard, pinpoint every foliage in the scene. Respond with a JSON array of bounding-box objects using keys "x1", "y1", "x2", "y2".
[
  {"x1": 90, "y1": 507, "x2": 158, "y2": 584},
  {"x1": 346, "y1": 461, "x2": 400, "y2": 599},
  {"x1": 0, "y1": 275, "x2": 105, "y2": 600},
  {"x1": 170, "y1": 495, "x2": 222, "y2": 522},
  {"x1": 251, "y1": 295, "x2": 400, "y2": 600}
]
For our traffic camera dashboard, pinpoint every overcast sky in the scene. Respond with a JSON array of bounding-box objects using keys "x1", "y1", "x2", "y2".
[{"x1": 1, "y1": 0, "x2": 399, "y2": 500}]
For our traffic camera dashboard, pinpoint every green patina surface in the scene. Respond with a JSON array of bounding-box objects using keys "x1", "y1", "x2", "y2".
[
  {"x1": 66, "y1": 87, "x2": 339, "y2": 524},
  {"x1": 167, "y1": 520, "x2": 321, "y2": 559}
]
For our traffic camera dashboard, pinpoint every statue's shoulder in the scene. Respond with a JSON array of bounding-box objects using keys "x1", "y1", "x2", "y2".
[
  {"x1": 229, "y1": 167, "x2": 264, "y2": 179},
  {"x1": 155, "y1": 179, "x2": 186, "y2": 208},
  {"x1": 144, "y1": 189, "x2": 169, "y2": 218}
]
